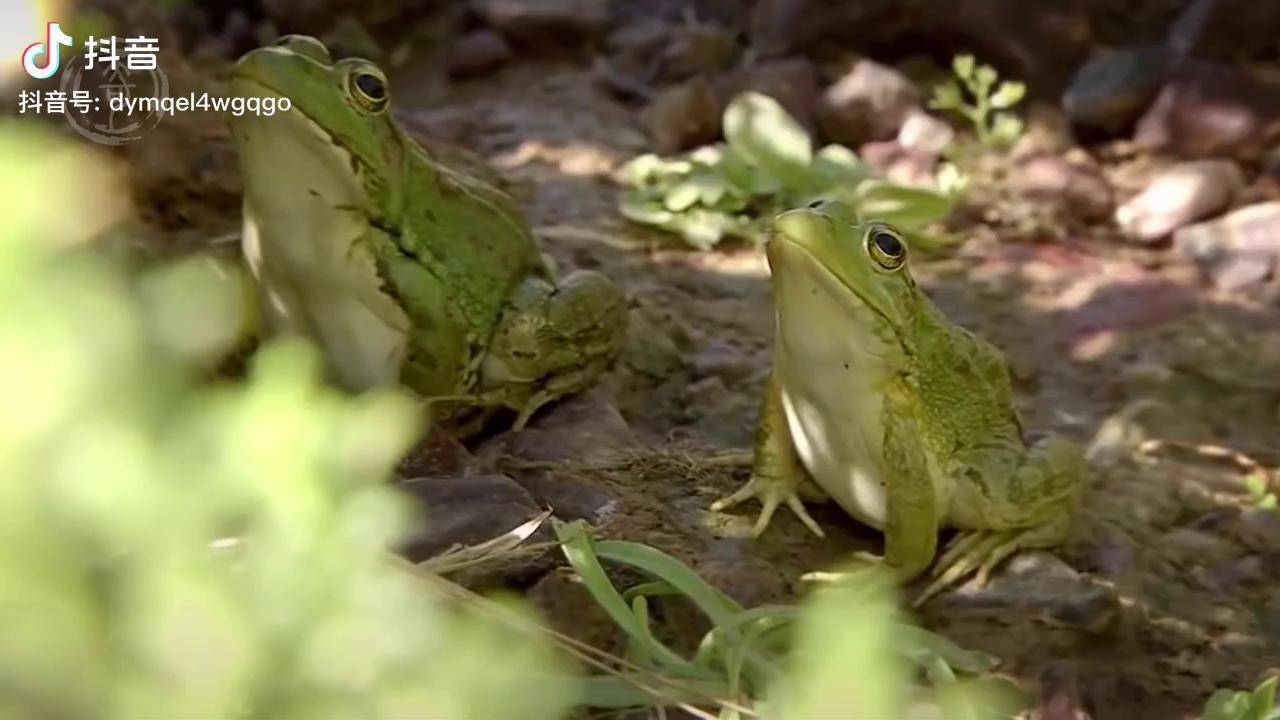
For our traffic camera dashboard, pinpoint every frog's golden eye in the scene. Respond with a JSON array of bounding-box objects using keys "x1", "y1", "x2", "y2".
[
  {"x1": 346, "y1": 66, "x2": 389, "y2": 114},
  {"x1": 865, "y1": 224, "x2": 906, "y2": 271}
]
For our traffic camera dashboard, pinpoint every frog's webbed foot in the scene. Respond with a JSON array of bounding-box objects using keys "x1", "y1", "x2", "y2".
[
  {"x1": 912, "y1": 513, "x2": 1070, "y2": 608},
  {"x1": 711, "y1": 472, "x2": 826, "y2": 538}
]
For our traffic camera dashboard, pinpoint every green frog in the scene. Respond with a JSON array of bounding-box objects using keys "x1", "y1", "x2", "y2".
[
  {"x1": 227, "y1": 36, "x2": 626, "y2": 430},
  {"x1": 712, "y1": 201, "x2": 1083, "y2": 603}
]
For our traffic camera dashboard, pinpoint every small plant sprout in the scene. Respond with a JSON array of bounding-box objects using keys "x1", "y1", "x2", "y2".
[{"x1": 930, "y1": 54, "x2": 1026, "y2": 149}]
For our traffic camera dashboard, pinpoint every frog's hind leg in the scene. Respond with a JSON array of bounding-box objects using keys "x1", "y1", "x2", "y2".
[
  {"x1": 483, "y1": 270, "x2": 627, "y2": 428},
  {"x1": 913, "y1": 436, "x2": 1083, "y2": 606},
  {"x1": 912, "y1": 512, "x2": 1071, "y2": 607}
]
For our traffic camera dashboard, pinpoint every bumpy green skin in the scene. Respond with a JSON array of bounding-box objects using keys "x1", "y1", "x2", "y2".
[
  {"x1": 713, "y1": 201, "x2": 1082, "y2": 604},
  {"x1": 228, "y1": 36, "x2": 626, "y2": 429}
]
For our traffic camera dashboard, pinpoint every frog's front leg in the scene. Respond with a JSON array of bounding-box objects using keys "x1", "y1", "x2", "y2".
[
  {"x1": 872, "y1": 387, "x2": 941, "y2": 581},
  {"x1": 915, "y1": 436, "x2": 1082, "y2": 606},
  {"x1": 710, "y1": 374, "x2": 827, "y2": 538},
  {"x1": 480, "y1": 270, "x2": 627, "y2": 429}
]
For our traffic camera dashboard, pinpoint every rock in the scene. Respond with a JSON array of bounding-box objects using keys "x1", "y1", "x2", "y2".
[
  {"x1": 1160, "y1": 526, "x2": 1237, "y2": 566},
  {"x1": 320, "y1": 14, "x2": 382, "y2": 61},
  {"x1": 1011, "y1": 152, "x2": 1115, "y2": 222},
  {"x1": 397, "y1": 427, "x2": 473, "y2": 478},
  {"x1": 473, "y1": 0, "x2": 613, "y2": 48},
  {"x1": 748, "y1": 0, "x2": 900, "y2": 59},
  {"x1": 1012, "y1": 103, "x2": 1076, "y2": 160},
  {"x1": 656, "y1": 23, "x2": 739, "y2": 82},
  {"x1": 1031, "y1": 663, "x2": 1092, "y2": 720},
  {"x1": 477, "y1": 389, "x2": 636, "y2": 465},
  {"x1": 1173, "y1": 201, "x2": 1280, "y2": 290},
  {"x1": 897, "y1": 109, "x2": 954, "y2": 157},
  {"x1": 690, "y1": 340, "x2": 756, "y2": 384},
  {"x1": 714, "y1": 58, "x2": 820, "y2": 134},
  {"x1": 816, "y1": 58, "x2": 922, "y2": 149},
  {"x1": 445, "y1": 29, "x2": 512, "y2": 78},
  {"x1": 1062, "y1": 45, "x2": 1173, "y2": 132},
  {"x1": 858, "y1": 140, "x2": 938, "y2": 189},
  {"x1": 933, "y1": 551, "x2": 1119, "y2": 633},
  {"x1": 1193, "y1": 0, "x2": 1280, "y2": 63},
  {"x1": 1230, "y1": 507, "x2": 1280, "y2": 552},
  {"x1": 397, "y1": 473, "x2": 548, "y2": 562},
  {"x1": 1134, "y1": 62, "x2": 1280, "y2": 161},
  {"x1": 512, "y1": 470, "x2": 619, "y2": 524},
  {"x1": 916, "y1": 0, "x2": 1093, "y2": 99},
  {"x1": 1114, "y1": 159, "x2": 1244, "y2": 242},
  {"x1": 643, "y1": 75, "x2": 721, "y2": 154}
]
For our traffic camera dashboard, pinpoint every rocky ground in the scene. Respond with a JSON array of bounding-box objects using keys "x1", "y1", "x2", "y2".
[{"x1": 75, "y1": 0, "x2": 1280, "y2": 717}]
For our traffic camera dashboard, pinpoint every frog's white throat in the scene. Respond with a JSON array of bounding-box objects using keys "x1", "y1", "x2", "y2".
[
  {"x1": 230, "y1": 77, "x2": 410, "y2": 391},
  {"x1": 768, "y1": 240, "x2": 894, "y2": 528}
]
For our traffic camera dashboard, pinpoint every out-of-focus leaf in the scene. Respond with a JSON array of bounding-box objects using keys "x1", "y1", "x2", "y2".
[
  {"x1": 952, "y1": 54, "x2": 975, "y2": 80},
  {"x1": 991, "y1": 113, "x2": 1024, "y2": 146},
  {"x1": 813, "y1": 144, "x2": 870, "y2": 186},
  {"x1": 974, "y1": 65, "x2": 998, "y2": 92},
  {"x1": 664, "y1": 180, "x2": 703, "y2": 212},
  {"x1": 990, "y1": 81, "x2": 1026, "y2": 109},
  {"x1": 929, "y1": 80, "x2": 963, "y2": 110},
  {"x1": 1205, "y1": 689, "x2": 1253, "y2": 720},
  {"x1": 855, "y1": 180, "x2": 953, "y2": 229},
  {"x1": 724, "y1": 92, "x2": 814, "y2": 193},
  {"x1": 768, "y1": 568, "x2": 907, "y2": 719}
]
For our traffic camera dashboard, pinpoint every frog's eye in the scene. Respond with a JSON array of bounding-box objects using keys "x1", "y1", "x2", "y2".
[
  {"x1": 346, "y1": 65, "x2": 389, "y2": 114},
  {"x1": 865, "y1": 224, "x2": 906, "y2": 271}
]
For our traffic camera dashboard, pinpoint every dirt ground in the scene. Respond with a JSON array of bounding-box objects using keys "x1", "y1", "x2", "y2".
[{"x1": 120, "y1": 41, "x2": 1280, "y2": 720}]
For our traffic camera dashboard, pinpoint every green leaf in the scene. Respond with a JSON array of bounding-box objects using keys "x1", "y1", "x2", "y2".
[
  {"x1": 575, "y1": 675, "x2": 732, "y2": 709},
  {"x1": 1244, "y1": 472, "x2": 1269, "y2": 498},
  {"x1": 618, "y1": 190, "x2": 675, "y2": 226},
  {"x1": 769, "y1": 570, "x2": 908, "y2": 719},
  {"x1": 990, "y1": 81, "x2": 1026, "y2": 109},
  {"x1": 929, "y1": 81, "x2": 964, "y2": 110},
  {"x1": 1248, "y1": 675, "x2": 1277, "y2": 716},
  {"x1": 594, "y1": 539, "x2": 745, "y2": 623},
  {"x1": 813, "y1": 144, "x2": 871, "y2": 187},
  {"x1": 974, "y1": 65, "x2": 998, "y2": 92},
  {"x1": 623, "y1": 153, "x2": 664, "y2": 186},
  {"x1": 898, "y1": 626, "x2": 999, "y2": 674},
  {"x1": 1259, "y1": 494, "x2": 1278, "y2": 510},
  {"x1": 664, "y1": 181, "x2": 702, "y2": 212},
  {"x1": 553, "y1": 519, "x2": 716, "y2": 678},
  {"x1": 723, "y1": 92, "x2": 815, "y2": 193},
  {"x1": 1205, "y1": 689, "x2": 1252, "y2": 720},
  {"x1": 990, "y1": 112, "x2": 1024, "y2": 146},
  {"x1": 952, "y1": 54, "x2": 975, "y2": 80},
  {"x1": 855, "y1": 180, "x2": 954, "y2": 230}
]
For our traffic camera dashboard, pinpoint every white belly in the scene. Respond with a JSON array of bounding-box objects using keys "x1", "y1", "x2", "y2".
[
  {"x1": 243, "y1": 205, "x2": 409, "y2": 391},
  {"x1": 771, "y1": 257, "x2": 892, "y2": 529},
  {"x1": 234, "y1": 94, "x2": 410, "y2": 392}
]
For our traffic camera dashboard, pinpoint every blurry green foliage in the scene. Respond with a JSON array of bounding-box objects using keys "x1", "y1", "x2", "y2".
[
  {"x1": 930, "y1": 54, "x2": 1026, "y2": 150},
  {"x1": 620, "y1": 92, "x2": 956, "y2": 251},
  {"x1": 0, "y1": 123, "x2": 572, "y2": 720},
  {"x1": 555, "y1": 519, "x2": 1025, "y2": 719},
  {"x1": 1243, "y1": 471, "x2": 1278, "y2": 511},
  {"x1": 1204, "y1": 676, "x2": 1280, "y2": 720}
]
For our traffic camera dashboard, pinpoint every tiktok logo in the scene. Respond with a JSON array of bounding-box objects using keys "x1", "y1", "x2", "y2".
[{"x1": 23, "y1": 22, "x2": 74, "y2": 80}]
